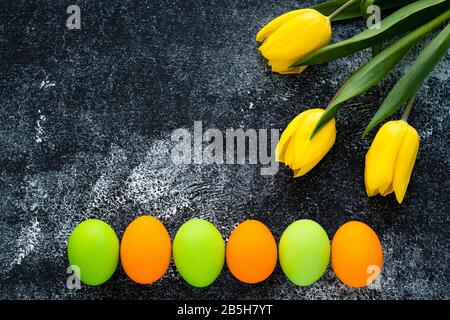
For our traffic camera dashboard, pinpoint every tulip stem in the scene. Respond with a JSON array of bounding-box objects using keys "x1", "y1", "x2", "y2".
[
  {"x1": 328, "y1": 0, "x2": 360, "y2": 21},
  {"x1": 401, "y1": 94, "x2": 417, "y2": 122}
]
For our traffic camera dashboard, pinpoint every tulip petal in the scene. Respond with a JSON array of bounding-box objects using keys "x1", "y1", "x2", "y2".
[
  {"x1": 260, "y1": 11, "x2": 331, "y2": 62},
  {"x1": 270, "y1": 60, "x2": 307, "y2": 74},
  {"x1": 293, "y1": 159, "x2": 318, "y2": 177},
  {"x1": 293, "y1": 169, "x2": 302, "y2": 178},
  {"x1": 379, "y1": 182, "x2": 393, "y2": 196},
  {"x1": 288, "y1": 132, "x2": 310, "y2": 170},
  {"x1": 275, "y1": 67, "x2": 307, "y2": 74},
  {"x1": 298, "y1": 115, "x2": 336, "y2": 171},
  {"x1": 393, "y1": 123, "x2": 420, "y2": 204},
  {"x1": 258, "y1": 9, "x2": 331, "y2": 73},
  {"x1": 287, "y1": 109, "x2": 320, "y2": 170},
  {"x1": 275, "y1": 111, "x2": 307, "y2": 163},
  {"x1": 289, "y1": 109, "x2": 335, "y2": 176},
  {"x1": 278, "y1": 109, "x2": 336, "y2": 177},
  {"x1": 365, "y1": 121, "x2": 407, "y2": 198},
  {"x1": 256, "y1": 9, "x2": 304, "y2": 42},
  {"x1": 364, "y1": 167, "x2": 379, "y2": 197}
]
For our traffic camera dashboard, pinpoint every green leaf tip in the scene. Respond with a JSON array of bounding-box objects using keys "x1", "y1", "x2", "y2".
[
  {"x1": 310, "y1": 8, "x2": 450, "y2": 139},
  {"x1": 293, "y1": 0, "x2": 450, "y2": 68},
  {"x1": 364, "y1": 22, "x2": 450, "y2": 135}
]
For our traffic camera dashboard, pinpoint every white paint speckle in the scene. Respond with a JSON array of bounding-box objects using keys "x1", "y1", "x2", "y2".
[
  {"x1": 88, "y1": 144, "x2": 128, "y2": 212},
  {"x1": 40, "y1": 80, "x2": 56, "y2": 89},
  {"x1": 125, "y1": 140, "x2": 190, "y2": 220},
  {"x1": 420, "y1": 126, "x2": 433, "y2": 139},
  {"x1": 125, "y1": 138, "x2": 275, "y2": 224},
  {"x1": 35, "y1": 110, "x2": 46, "y2": 143},
  {"x1": 12, "y1": 218, "x2": 41, "y2": 266}
]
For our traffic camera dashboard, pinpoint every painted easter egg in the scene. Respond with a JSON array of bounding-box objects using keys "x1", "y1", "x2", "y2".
[
  {"x1": 173, "y1": 218, "x2": 224, "y2": 287},
  {"x1": 331, "y1": 221, "x2": 383, "y2": 288},
  {"x1": 67, "y1": 219, "x2": 119, "y2": 286},
  {"x1": 279, "y1": 219, "x2": 330, "y2": 286},
  {"x1": 226, "y1": 220, "x2": 277, "y2": 284},
  {"x1": 120, "y1": 216, "x2": 171, "y2": 284}
]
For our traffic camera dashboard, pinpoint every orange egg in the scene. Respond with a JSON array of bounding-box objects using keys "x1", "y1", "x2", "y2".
[
  {"x1": 226, "y1": 220, "x2": 277, "y2": 284},
  {"x1": 120, "y1": 216, "x2": 171, "y2": 284},
  {"x1": 331, "y1": 221, "x2": 383, "y2": 288}
]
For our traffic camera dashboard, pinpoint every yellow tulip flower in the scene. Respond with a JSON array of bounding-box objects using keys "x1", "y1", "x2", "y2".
[
  {"x1": 256, "y1": 9, "x2": 332, "y2": 74},
  {"x1": 365, "y1": 120, "x2": 420, "y2": 204},
  {"x1": 276, "y1": 109, "x2": 336, "y2": 177}
]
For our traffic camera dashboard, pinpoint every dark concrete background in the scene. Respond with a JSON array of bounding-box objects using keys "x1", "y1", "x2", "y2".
[{"x1": 0, "y1": 0, "x2": 448, "y2": 299}]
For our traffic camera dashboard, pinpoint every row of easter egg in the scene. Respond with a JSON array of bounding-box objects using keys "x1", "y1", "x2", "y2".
[{"x1": 67, "y1": 217, "x2": 383, "y2": 288}]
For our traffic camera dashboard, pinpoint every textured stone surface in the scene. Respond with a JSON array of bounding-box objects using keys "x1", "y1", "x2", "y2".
[{"x1": 0, "y1": 0, "x2": 448, "y2": 299}]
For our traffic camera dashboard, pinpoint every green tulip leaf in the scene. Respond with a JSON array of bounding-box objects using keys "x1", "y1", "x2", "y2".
[
  {"x1": 312, "y1": 0, "x2": 416, "y2": 21},
  {"x1": 312, "y1": 0, "x2": 362, "y2": 21},
  {"x1": 363, "y1": 22, "x2": 450, "y2": 137},
  {"x1": 295, "y1": 0, "x2": 450, "y2": 66},
  {"x1": 360, "y1": 0, "x2": 376, "y2": 16},
  {"x1": 370, "y1": 0, "x2": 418, "y2": 12},
  {"x1": 310, "y1": 9, "x2": 450, "y2": 138},
  {"x1": 361, "y1": 0, "x2": 382, "y2": 59}
]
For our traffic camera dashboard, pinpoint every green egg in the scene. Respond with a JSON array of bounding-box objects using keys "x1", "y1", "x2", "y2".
[
  {"x1": 173, "y1": 218, "x2": 225, "y2": 288},
  {"x1": 279, "y1": 219, "x2": 330, "y2": 286},
  {"x1": 67, "y1": 219, "x2": 119, "y2": 286}
]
